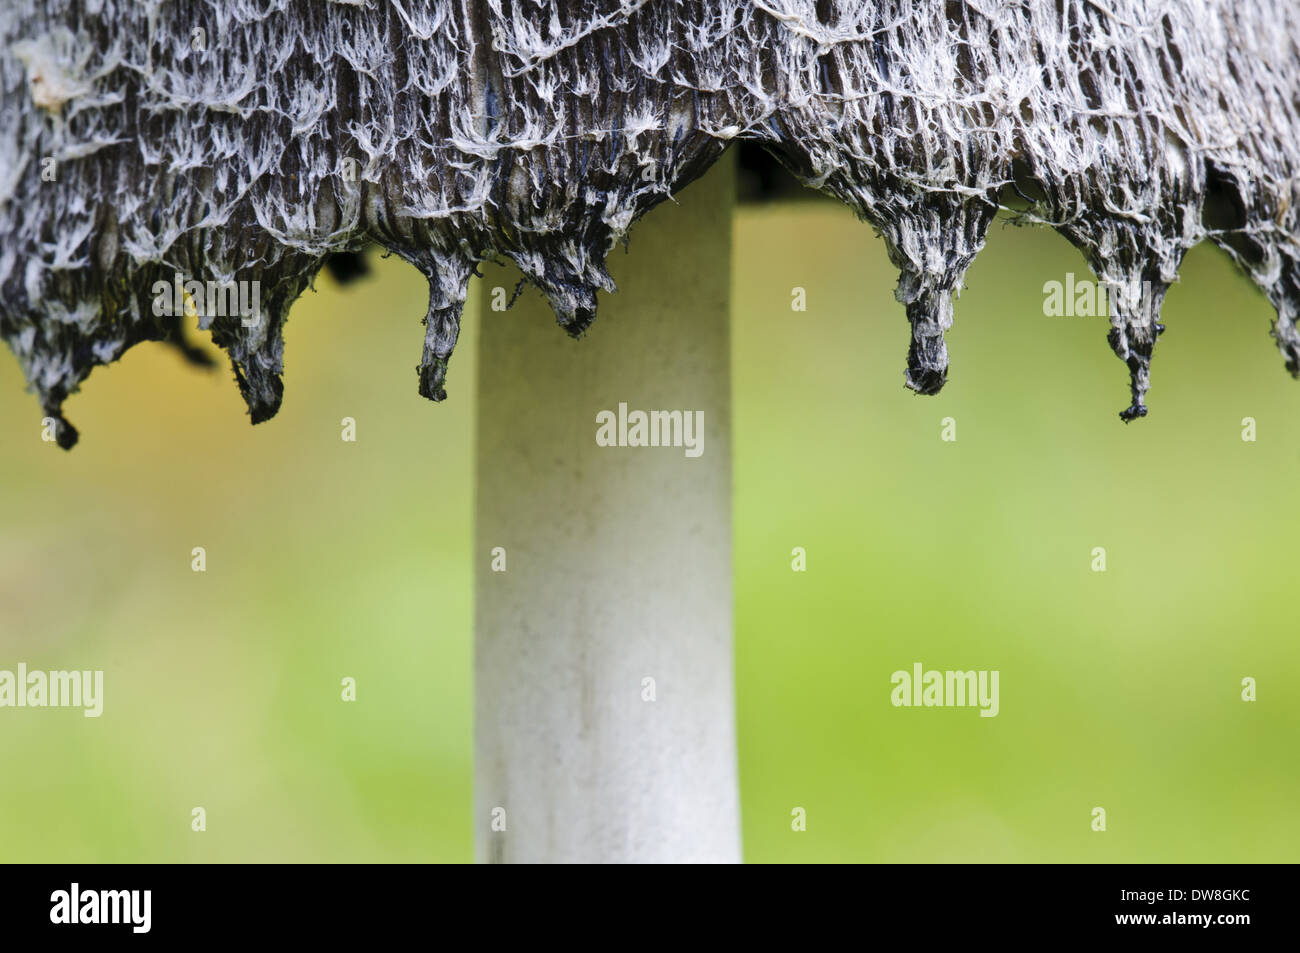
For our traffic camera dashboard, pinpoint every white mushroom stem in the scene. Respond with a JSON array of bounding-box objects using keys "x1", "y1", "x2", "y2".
[{"x1": 473, "y1": 157, "x2": 740, "y2": 863}]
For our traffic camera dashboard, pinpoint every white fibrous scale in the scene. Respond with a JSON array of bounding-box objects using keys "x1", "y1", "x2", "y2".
[{"x1": 1, "y1": 1, "x2": 1297, "y2": 447}]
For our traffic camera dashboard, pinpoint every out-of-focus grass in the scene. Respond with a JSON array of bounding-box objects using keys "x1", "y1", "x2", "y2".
[
  {"x1": 0, "y1": 257, "x2": 475, "y2": 862},
  {"x1": 0, "y1": 194, "x2": 1296, "y2": 862},
  {"x1": 733, "y1": 203, "x2": 1300, "y2": 863}
]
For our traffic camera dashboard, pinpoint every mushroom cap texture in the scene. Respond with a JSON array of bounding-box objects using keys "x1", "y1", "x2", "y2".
[{"x1": 2, "y1": 1, "x2": 1298, "y2": 447}]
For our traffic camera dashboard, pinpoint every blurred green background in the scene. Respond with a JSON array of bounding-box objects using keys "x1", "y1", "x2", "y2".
[{"x1": 1, "y1": 175, "x2": 1297, "y2": 862}]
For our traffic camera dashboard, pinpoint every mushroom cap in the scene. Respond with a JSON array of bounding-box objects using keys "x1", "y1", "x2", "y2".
[{"x1": 2, "y1": 0, "x2": 1298, "y2": 446}]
